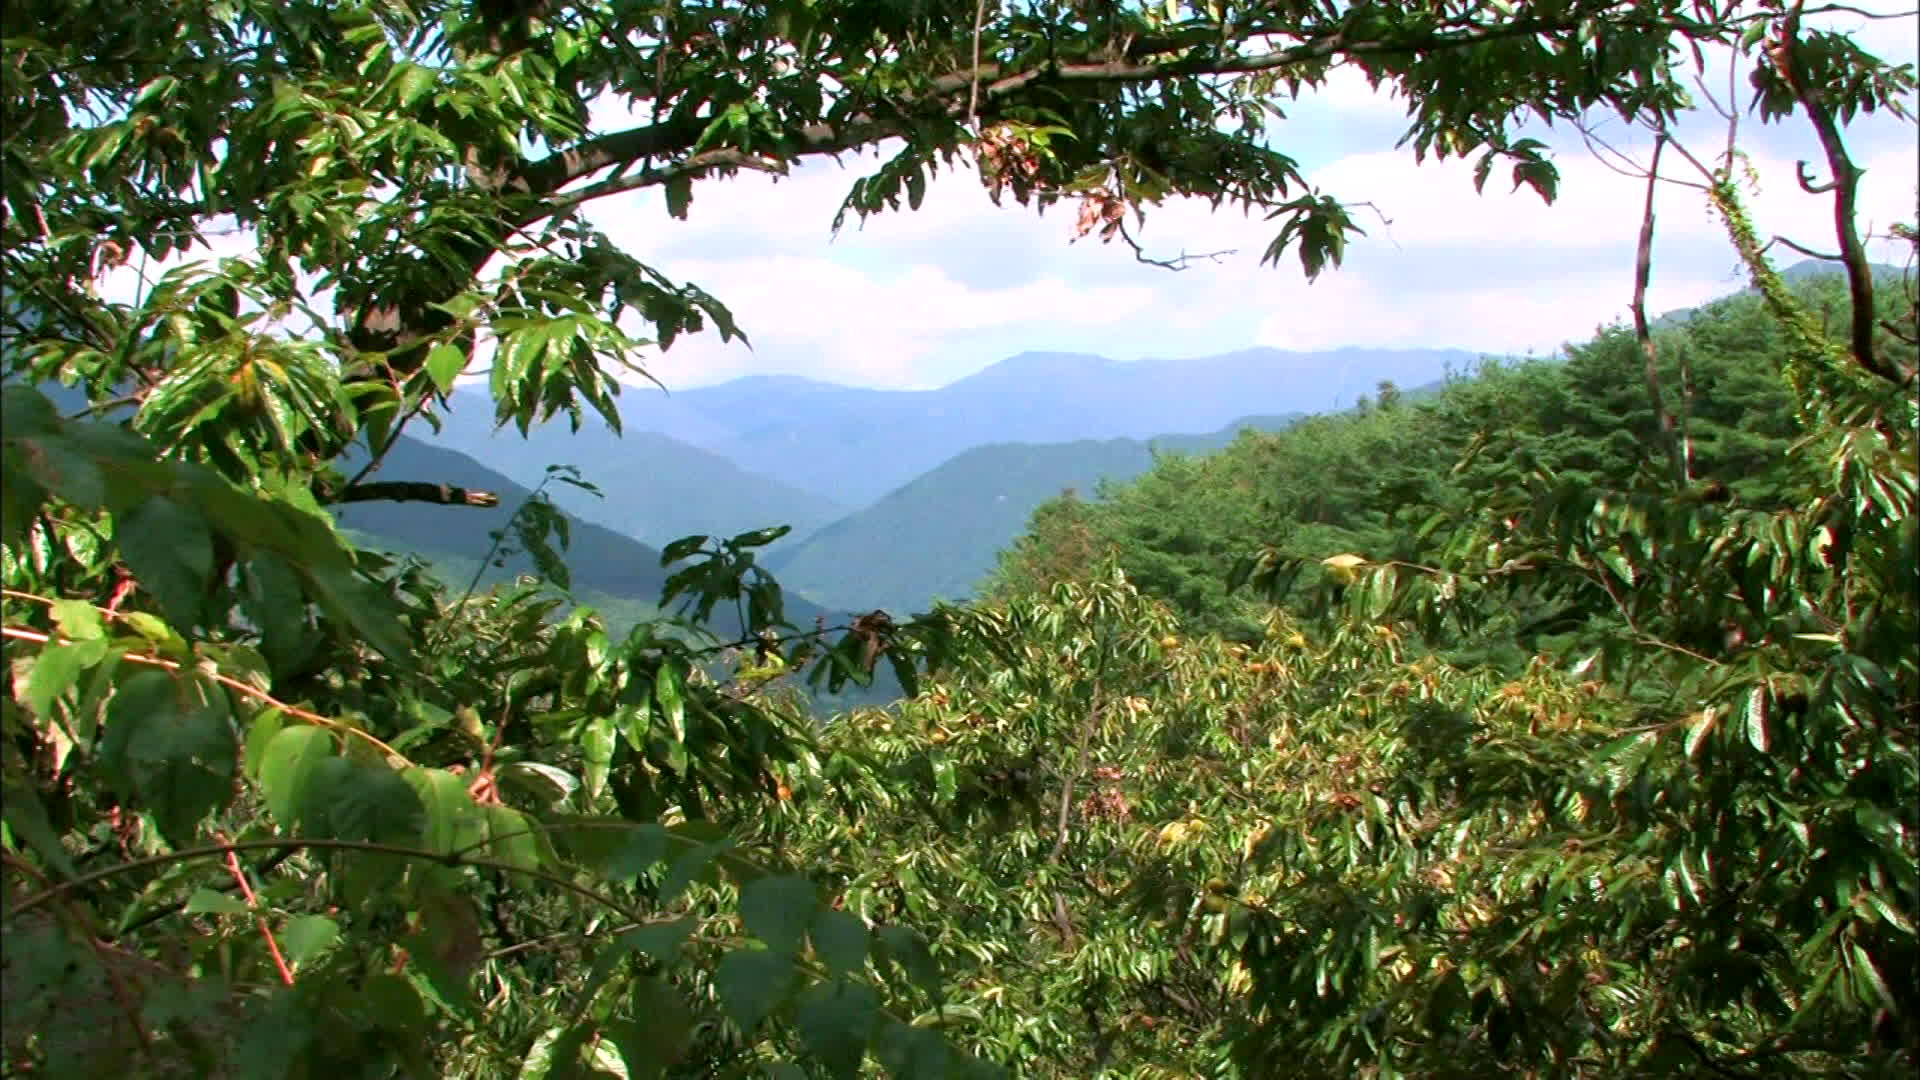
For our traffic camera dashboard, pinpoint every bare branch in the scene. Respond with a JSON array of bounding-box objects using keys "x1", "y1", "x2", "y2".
[
  {"x1": 1769, "y1": 13, "x2": 1905, "y2": 383},
  {"x1": 1116, "y1": 220, "x2": 1236, "y2": 271},
  {"x1": 1794, "y1": 159, "x2": 1838, "y2": 194},
  {"x1": 332, "y1": 481, "x2": 501, "y2": 508},
  {"x1": 1630, "y1": 134, "x2": 1689, "y2": 488},
  {"x1": 1763, "y1": 234, "x2": 1845, "y2": 261}
]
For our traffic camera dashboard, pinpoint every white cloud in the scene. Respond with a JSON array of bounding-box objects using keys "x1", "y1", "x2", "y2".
[
  {"x1": 76, "y1": 7, "x2": 1920, "y2": 395},
  {"x1": 627, "y1": 255, "x2": 1159, "y2": 389}
]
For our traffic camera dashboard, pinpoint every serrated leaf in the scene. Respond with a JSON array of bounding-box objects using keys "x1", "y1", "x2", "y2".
[
  {"x1": 610, "y1": 978, "x2": 694, "y2": 1076},
  {"x1": 184, "y1": 887, "x2": 250, "y2": 915},
  {"x1": 740, "y1": 875, "x2": 819, "y2": 955},
  {"x1": 714, "y1": 949, "x2": 796, "y2": 1034},
  {"x1": 279, "y1": 915, "x2": 340, "y2": 968},
  {"x1": 811, "y1": 909, "x2": 870, "y2": 977},
  {"x1": 424, "y1": 343, "x2": 466, "y2": 392},
  {"x1": 795, "y1": 980, "x2": 880, "y2": 1079},
  {"x1": 99, "y1": 669, "x2": 237, "y2": 847},
  {"x1": 258, "y1": 725, "x2": 338, "y2": 826},
  {"x1": 118, "y1": 497, "x2": 214, "y2": 629}
]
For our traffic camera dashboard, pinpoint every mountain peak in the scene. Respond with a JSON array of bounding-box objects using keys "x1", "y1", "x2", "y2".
[{"x1": 956, "y1": 351, "x2": 1114, "y2": 384}]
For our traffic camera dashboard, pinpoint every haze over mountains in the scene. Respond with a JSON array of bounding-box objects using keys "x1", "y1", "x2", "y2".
[
  {"x1": 412, "y1": 343, "x2": 1474, "y2": 614},
  {"x1": 440, "y1": 345, "x2": 1481, "y2": 506},
  {"x1": 763, "y1": 416, "x2": 1303, "y2": 615},
  {"x1": 422, "y1": 344, "x2": 1479, "y2": 610}
]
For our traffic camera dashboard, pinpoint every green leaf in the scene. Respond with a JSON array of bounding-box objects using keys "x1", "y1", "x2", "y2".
[
  {"x1": 243, "y1": 708, "x2": 288, "y2": 781},
  {"x1": 811, "y1": 909, "x2": 870, "y2": 977},
  {"x1": 714, "y1": 948, "x2": 797, "y2": 1034},
  {"x1": 118, "y1": 497, "x2": 214, "y2": 629},
  {"x1": 871, "y1": 1019, "x2": 951, "y2": 1077},
  {"x1": 424, "y1": 343, "x2": 467, "y2": 392},
  {"x1": 795, "y1": 980, "x2": 880, "y2": 1079},
  {"x1": 477, "y1": 804, "x2": 542, "y2": 870},
  {"x1": 258, "y1": 725, "x2": 338, "y2": 827},
  {"x1": 49, "y1": 599, "x2": 105, "y2": 641},
  {"x1": 184, "y1": 887, "x2": 250, "y2": 915},
  {"x1": 740, "y1": 874, "x2": 819, "y2": 955},
  {"x1": 303, "y1": 563, "x2": 412, "y2": 666},
  {"x1": 326, "y1": 761, "x2": 427, "y2": 844},
  {"x1": 98, "y1": 669, "x2": 237, "y2": 847},
  {"x1": 1, "y1": 780, "x2": 79, "y2": 878},
  {"x1": 24, "y1": 638, "x2": 109, "y2": 720},
  {"x1": 279, "y1": 915, "x2": 340, "y2": 968},
  {"x1": 659, "y1": 535, "x2": 709, "y2": 566},
  {"x1": 609, "y1": 978, "x2": 695, "y2": 1077},
  {"x1": 403, "y1": 766, "x2": 485, "y2": 855},
  {"x1": 654, "y1": 662, "x2": 685, "y2": 741},
  {"x1": 875, "y1": 926, "x2": 942, "y2": 1001},
  {"x1": 579, "y1": 715, "x2": 616, "y2": 802},
  {"x1": 620, "y1": 917, "x2": 697, "y2": 965}
]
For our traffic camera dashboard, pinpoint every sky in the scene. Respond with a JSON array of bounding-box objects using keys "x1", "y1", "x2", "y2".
[{"x1": 100, "y1": 7, "x2": 1918, "y2": 393}]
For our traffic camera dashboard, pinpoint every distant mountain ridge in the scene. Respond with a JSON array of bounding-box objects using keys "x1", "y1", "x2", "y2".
[
  {"x1": 422, "y1": 399, "x2": 847, "y2": 553},
  {"x1": 335, "y1": 435, "x2": 840, "y2": 636},
  {"x1": 439, "y1": 345, "x2": 1482, "y2": 508},
  {"x1": 765, "y1": 413, "x2": 1305, "y2": 615}
]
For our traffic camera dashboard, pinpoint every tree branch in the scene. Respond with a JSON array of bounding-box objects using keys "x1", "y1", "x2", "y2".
[
  {"x1": 1763, "y1": 234, "x2": 1844, "y2": 262},
  {"x1": 1769, "y1": 12, "x2": 1905, "y2": 384},
  {"x1": 332, "y1": 481, "x2": 501, "y2": 508},
  {"x1": 1630, "y1": 133, "x2": 1689, "y2": 488}
]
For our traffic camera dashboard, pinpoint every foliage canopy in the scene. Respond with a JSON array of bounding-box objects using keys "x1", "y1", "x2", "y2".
[{"x1": 3, "y1": 0, "x2": 1916, "y2": 1077}]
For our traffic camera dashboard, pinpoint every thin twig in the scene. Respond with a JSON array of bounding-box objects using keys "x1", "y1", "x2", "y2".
[
  {"x1": 969, "y1": 0, "x2": 989, "y2": 133},
  {"x1": 1116, "y1": 220, "x2": 1235, "y2": 271},
  {"x1": 1763, "y1": 234, "x2": 1844, "y2": 262},
  {"x1": 8, "y1": 837, "x2": 652, "y2": 927}
]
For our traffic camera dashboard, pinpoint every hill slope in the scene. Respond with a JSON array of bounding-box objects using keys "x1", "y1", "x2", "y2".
[
  {"x1": 423, "y1": 393, "x2": 846, "y2": 552},
  {"x1": 765, "y1": 415, "x2": 1302, "y2": 615},
  {"x1": 336, "y1": 436, "x2": 837, "y2": 636}
]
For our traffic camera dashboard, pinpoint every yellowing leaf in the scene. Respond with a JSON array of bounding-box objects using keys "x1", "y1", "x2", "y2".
[{"x1": 1322, "y1": 553, "x2": 1367, "y2": 584}]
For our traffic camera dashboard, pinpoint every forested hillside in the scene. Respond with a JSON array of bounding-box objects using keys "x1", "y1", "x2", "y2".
[
  {"x1": 3, "y1": 3, "x2": 1914, "y2": 1080},
  {"x1": 990, "y1": 270, "x2": 1878, "y2": 650},
  {"x1": 768, "y1": 414, "x2": 1302, "y2": 614}
]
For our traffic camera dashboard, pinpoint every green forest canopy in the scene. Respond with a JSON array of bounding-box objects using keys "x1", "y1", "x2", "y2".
[{"x1": 3, "y1": 1, "x2": 1916, "y2": 1077}]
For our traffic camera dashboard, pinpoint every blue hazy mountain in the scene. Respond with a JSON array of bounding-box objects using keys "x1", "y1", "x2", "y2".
[{"x1": 763, "y1": 414, "x2": 1305, "y2": 616}]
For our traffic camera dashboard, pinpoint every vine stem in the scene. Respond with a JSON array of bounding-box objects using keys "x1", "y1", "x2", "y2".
[
  {"x1": 1, "y1": 588, "x2": 408, "y2": 764},
  {"x1": 215, "y1": 831, "x2": 294, "y2": 986},
  {"x1": 0, "y1": 623, "x2": 410, "y2": 766},
  {"x1": 7, "y1": 837, "x2": 649, "y2": 926}
]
